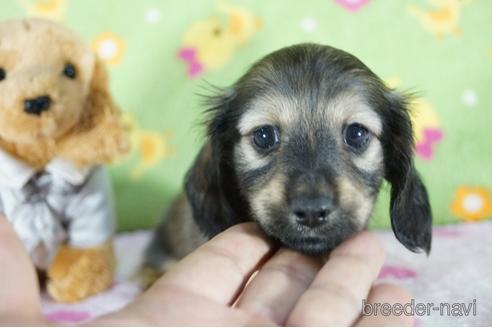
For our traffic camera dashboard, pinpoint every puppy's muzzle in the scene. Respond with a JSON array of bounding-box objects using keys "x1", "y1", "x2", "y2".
[
  {"x1": 24, "y1": 95, "x2": 52, "y2": 115},
  {"x1": 291, "y1": 194, "x2": 334, "y2": 228}
]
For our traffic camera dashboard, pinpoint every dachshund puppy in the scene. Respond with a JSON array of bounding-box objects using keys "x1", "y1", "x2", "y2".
[{"x1": 143, "y1": 43, "x2": 432, "y2": 282}]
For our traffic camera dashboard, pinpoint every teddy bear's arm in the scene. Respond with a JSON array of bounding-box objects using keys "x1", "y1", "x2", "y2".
[
  {"x1": 65, "y1": 166, "x2": 116, "y2": 246},
  {"x1": 47, "y1": 242, "x2": 115, "y2": 302},
  {"x1": 47, "y1": 166, "x2": 117, "y2": 302}
]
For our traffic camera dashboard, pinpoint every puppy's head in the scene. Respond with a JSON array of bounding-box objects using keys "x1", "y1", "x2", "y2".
[
  {"x1": 187, "y1": 43, "x2": 432, "y2": 255},
  {"x1": 0, "y1": 18, "x2": 95, "y2": 145}
]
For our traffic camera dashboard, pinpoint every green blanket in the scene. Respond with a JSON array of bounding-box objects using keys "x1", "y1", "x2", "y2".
[{"x1": 1, "y1": 0, "x2": 491, "y2": 230}]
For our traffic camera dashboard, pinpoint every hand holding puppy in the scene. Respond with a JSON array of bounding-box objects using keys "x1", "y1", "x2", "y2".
[{"x1": 0, "y1": 216, "x2": 413, "y2": 326}]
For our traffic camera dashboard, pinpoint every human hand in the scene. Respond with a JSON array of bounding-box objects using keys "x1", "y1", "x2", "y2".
[
  {"x1": 0, "y1": 216, "x2": 413, "y2": 326},
  {"x1": 0, "y1": 215, "x2": 44, "y2": 325},
  {"x1": 92, "y1": 223, "x2": 413, "y2": 326}
]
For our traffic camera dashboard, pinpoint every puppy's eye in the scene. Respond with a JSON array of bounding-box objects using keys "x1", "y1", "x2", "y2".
[
  {"x1": 252, "y1": 125, "x2": 280, "y2": 152},
  {"x1": 62, "y1": 63, "x2": 77, "y2": 79},
  {"x1": 344, "y1": 123, "x2": 370, "y2": 150},
  {"x1": 0, "y1": 67, "x2": 5, "y2": 81}
]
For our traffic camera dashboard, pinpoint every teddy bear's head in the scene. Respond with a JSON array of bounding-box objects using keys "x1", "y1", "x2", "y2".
[{"x1": 0, "y1": 18, "x2": 128, "y2": 167}]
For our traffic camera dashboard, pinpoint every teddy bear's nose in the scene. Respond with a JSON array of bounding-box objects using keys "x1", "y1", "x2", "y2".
[{"x1": 24, "y1": 95, "x2": 52, "y2": 115}]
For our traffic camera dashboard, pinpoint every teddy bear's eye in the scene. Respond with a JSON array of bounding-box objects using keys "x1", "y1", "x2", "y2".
[
  {"x1": 62, "y1": 63, "x2": 77, "y2": 79},
  {"x1": 0, "y1": 67, "x2": 6, "y2": 81}
]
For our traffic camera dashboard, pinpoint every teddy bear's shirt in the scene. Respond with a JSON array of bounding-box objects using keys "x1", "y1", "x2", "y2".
[{"x1": 0, "y1": 148, "x2": 115, "y2": 269}]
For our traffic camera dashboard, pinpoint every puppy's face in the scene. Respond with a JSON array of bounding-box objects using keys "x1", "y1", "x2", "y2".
[
  {"x1": 187, "y1": 44, "x2": 432, "y2": 255},
  {"x1": 235, "y1": 90, "x2": 384, "y2": 253},
  {"x1": 0, "y1": 19, "x2": 94, "y2": 145}
]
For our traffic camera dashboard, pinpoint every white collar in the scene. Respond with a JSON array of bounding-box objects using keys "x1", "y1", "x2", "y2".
[{"x1": 0, "y1": 148, "x2": 91, "y2": 189}]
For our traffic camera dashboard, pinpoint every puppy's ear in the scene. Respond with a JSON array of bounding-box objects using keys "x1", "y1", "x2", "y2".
[
  {"x1": 383, "y1": 92, "x2": 432, "y2": 254},
  {"x1": 58, "y1": 58, "x2": 129, "y2": 166},
  {"x1": 185, "y1": 88, "x2": 247, "y2": 237}
]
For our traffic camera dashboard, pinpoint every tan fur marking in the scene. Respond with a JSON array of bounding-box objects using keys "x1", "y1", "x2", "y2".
[
  {"x1": 353, "y1": 140, "x2": 383, "y2": 172},
  {"x1": 234, "y1": 137, "x2": 269, "y2": 172},
  {"x1": 250, "y1": 173, "x2": 286, "y2": 226},
  {"x1": 323, "y1": 93, "x2": 382, "y2": 137},
  {"x1": 237, "y1": 92, "x2": 298, "y2": 135},
  {"x1": 337, "y1": 176, "x2": 374, "y2": 227}
]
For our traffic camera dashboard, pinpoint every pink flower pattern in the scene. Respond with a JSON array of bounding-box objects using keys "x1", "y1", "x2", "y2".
[
  {"x1": 334, "y1": 0, "x2": 372, "y2": 12},
  {"x1": 415, "y1": 128, "x2": 444, "y2": 160},
  {"x1": 46, "y1": 310, "x2": 91, "y2": 323},
  {"x1": 178, "y1": 47, "x2": 204, "y2": 78},
  {"x1": 378, "y1": 265, "x2": 418, "y2": 279}
]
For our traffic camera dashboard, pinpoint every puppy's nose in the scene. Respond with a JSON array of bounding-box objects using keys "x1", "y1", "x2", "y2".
[
  {"x1": 291, "y1": 195, "x2": 334, "y2": 228},
  {"x1": 24, "y1": 95, "x2": 52, "y2": 115}
]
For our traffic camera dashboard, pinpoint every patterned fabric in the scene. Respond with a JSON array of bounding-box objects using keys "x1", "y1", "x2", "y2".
[{"x1": 0, "y1": 0, "x2": 491, "y2": 230}]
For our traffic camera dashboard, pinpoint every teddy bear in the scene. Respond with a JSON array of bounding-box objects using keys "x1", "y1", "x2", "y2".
[{"x1": 0, "y1": 18, "x2": 129, "y2": 302}]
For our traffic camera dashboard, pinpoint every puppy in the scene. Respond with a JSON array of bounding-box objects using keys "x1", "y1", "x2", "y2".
[{"x1": 143, "y1": 43, "x2": 432, "y2": 282}]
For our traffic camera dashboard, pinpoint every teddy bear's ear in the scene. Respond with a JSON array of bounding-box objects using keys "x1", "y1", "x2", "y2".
[
  {"x1": 88, "y1": 57, "x2": 109, "y2": 95},
  {"x1": 57, "y1": 58, "x2": 130, "y2": 167}
]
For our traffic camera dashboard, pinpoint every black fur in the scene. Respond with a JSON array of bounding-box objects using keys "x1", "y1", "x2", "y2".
[
  {"x1": 185, "y1": 86, "x2": 250, "y2": 237},
  {"x1": 381, "y1": 93, "x2": 432, "y2": 254}
]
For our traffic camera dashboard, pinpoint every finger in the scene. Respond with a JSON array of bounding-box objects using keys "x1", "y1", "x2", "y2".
[
  {"x1": 236, "y1": 248, "x2": 323, "y2": 324},
  {"x1": 91, "y1": 287, "x2": 275, "y2": 326},
  {"x1": 91, "y1": 223, "x2": 276, "y2": 325},
  {"x1": 152, "y1": 222, "x2": 275, "y2": 305},
  {"x1": 356, "y1": 283, "x2": 414, "y2": 326},
  {"x1": 0, "y1": 216, "x2": 46, "y2": 325},
  {"x1": 287, "y1": 231, "x2": 385, "y2": 326}
]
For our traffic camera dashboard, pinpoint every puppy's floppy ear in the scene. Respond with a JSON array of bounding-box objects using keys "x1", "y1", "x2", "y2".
[
  {"x1": 58, "y1": 58, "x2": 130, "y2": 166},
  {"x1": 185, "y1": 88, "x2": 248, "y2": 238},
  {"x1": 383, "y1": 92, "x2": 432, "y2": 254}
]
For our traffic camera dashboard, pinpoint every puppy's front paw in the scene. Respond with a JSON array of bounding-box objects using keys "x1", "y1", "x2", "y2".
[
  {"x1": 138, "y1": 258, "x2": 178, "y2": 290},
  {"x1": 47, "y1": 243, "x2": 115, "y2": 303},
  {"x1": 138, "y1": 266, "x2": 164, "y2": 290}
]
